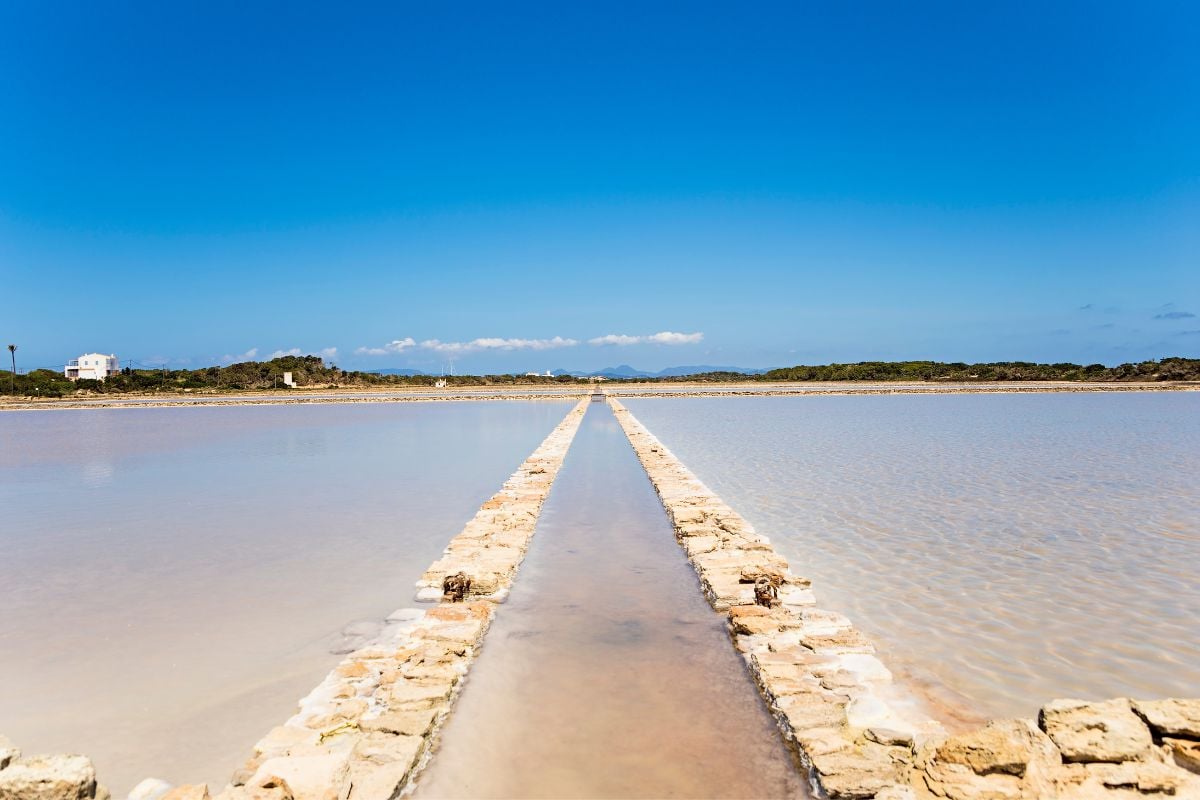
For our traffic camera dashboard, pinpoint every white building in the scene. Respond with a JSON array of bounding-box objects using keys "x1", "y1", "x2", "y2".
[{"x1": 64, "y1": 353, "x2": 119, "y2": 381}]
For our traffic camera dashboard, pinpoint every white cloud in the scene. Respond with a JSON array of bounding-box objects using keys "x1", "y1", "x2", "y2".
[
  {"x1": 355, "y1": 338, "x2": 416, "y2": 356},
  {"x1": 219, "y1": 347, "x2": 258, "y2": 365},
  {"x1": 420, "y1": 336, "x2": 579, "y2": 354},
  {"x1": 270, "y1": 348, "x2": 303, "y2": 359},
  {"x1": 320, "y1": 347, "x2": 338, "y2": 359},
  {"x1": 588, "y1": 331, "x2": 704, "y2": 346},
  {"x1": 588, "y1": 334, "x2": 642, "y2": 346}
]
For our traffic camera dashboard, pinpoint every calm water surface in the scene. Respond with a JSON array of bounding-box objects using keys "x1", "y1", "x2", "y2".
[
  {"x1": 0, "y1": 401, "x2": 570, "y2": 794},
  {"x1": 416, "y1": 403, "x2": 806, "y2": 798},
  {"x1": 624, "y1": 393, "x2": 1200, "y2": 722}
]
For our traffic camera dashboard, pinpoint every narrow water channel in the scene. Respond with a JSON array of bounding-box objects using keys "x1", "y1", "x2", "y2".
[{"x1": 414, "y1": 403, "x2": 807, "y2": 798}]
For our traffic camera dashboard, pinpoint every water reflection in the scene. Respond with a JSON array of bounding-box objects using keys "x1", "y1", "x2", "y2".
[
  {"x1": 624, "y1": 393, "x2": 1200, "y2": 722},
  {"x1": 0, "y1": 401, "x2": 570, "y2": 794}
]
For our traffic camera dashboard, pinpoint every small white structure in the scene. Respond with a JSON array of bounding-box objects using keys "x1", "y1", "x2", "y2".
[
  {"x1": 64, "y1": 353, "x2": 119, "y2": 381},
  {"x1": 434, "y1": 379, "x2": 448, "y2": 388},
  {"x1": 282, "y1": 371, "x2": 296, "y2": 387}
]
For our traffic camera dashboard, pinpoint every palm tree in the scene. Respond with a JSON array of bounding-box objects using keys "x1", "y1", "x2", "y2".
[{"x1": 7, "y1": 344, "x2": 15, "y2": 394}]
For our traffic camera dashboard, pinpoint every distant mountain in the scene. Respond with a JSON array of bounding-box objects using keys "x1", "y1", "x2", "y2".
[
  {"x1": 654, "y1": 365, "x2": 770, "y2": 377},
  {"x1": 596, "y1": 364, "x2": 655, "y2": 378},
  {"x1": 550, "y1": 365, "x2": 768, "y2": 378}
]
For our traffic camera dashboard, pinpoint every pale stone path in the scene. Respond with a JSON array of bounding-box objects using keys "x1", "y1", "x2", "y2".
[{"x1": 413, "y1": 401, "x2": 808, "y2": 798}]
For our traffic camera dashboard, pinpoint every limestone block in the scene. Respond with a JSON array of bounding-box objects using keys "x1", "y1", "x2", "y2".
[
  {"x1": 683, "y1": 535, "x2": 720, "y2": 556},
  {"x1": 227, "y1": 773, "x2": 295, "y2": 800},
  {"x1": 794, "y1": 726, "x2": 857, "y2": 757},
  {"x1": 350, "y1": 733, "x2": 422, "y2": 770},
  {"x1": 0, "y1": 755, "x2": 98, "y2": 800},
  {"x1": 254, "y1": 727, "x2": 321, "y2": 759},
  {"x1": 249, "y1": 752, "x2": 350, "y2": 800},
  {"x1": 802, "y1": 628, "x2": 876, "y2": 655},
  {"x1": 162, "y1": 786, "x2": 212, "y2": 800},
  {"x1": 1165, "y1": 738, "x2": 1200, "y2": 775},
  {"x1": 304, "y1": 699, "x2": 368, "y2": 731},
  {"x1": 867, "y1": 728, "x2": 916, "y2": 748},
  {"x1": 383, "y1": 680, "x2": 452, "y2": 710},
  {"x1": 728, "y1": 606, "x2": 787, "y2": 636},
  {"x1": 810, "y1": 744, "x2": 902, "y2": 799},
  {"x1": 874, "y1": 787, "x2": 916, "y2": 800},
  {"x1": 360, "y1": 708, "x2": 437, "y2": 738},
  {"x1": 1132, "y1": 698, "x2": 1200, "y2": 739},
  {"x1": 777, "y1": 691, "x2": 849, "y2": 731},
  {"x1": 918, "y1": 761, "x2": 1024, "y2": 800},
  {"x1": 1040, "y1": 698, "x2": 1154, "y2": 763},
  {"x1": 1051, "y1": 759, "x2": 1200, "y2": 798},
  {"x1": 345, "y1": 760, "x2": 410, "y2": 800},
  {"x1": 932, "y1": 719, "x2": 1061, "y2": 778}
]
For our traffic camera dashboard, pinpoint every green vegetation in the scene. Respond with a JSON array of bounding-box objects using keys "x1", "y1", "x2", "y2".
[
  {"x1": 635, "y1": 358, "x2": 1199, "y2": 384},
  {"x1": 1, "y1": 355, "x2": 1197, "y2": 398},
  {"x1": 1, "y1": 355, "x2": 589, "y2": 397}
]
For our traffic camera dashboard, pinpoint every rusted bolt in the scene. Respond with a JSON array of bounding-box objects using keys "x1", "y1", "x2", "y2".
[{"x1": 442, "y1": 572, "x2": 472, "y2": 602}]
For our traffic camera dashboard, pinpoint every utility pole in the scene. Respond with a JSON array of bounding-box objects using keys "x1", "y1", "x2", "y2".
[{"x1": 7, "y1": 344, "x2": 16, "y2": 394}]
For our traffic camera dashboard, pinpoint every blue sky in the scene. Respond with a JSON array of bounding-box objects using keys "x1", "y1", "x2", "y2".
[{"x1": 1, "y1": 1, "x2": 1197, "y2": 373}]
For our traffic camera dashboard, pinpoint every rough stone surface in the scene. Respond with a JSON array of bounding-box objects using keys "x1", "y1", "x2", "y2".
[
  {"x1": 1165, "y1": 738, "x2": 1200, "y2": 775},
  {"x1": 1133, "y1": 699, "x2": 1200, "y2": 739},
  {"x1": 1051, "y1": 759, "x2": 1200, "y2": 798},
  {"x1": 934, "y1": 719, "x2": 1061, "y2": 778},
  {"x1": 248, "y1": 753, "x2": 350, "y2": 800},
  {"x1": 0, "y1": 754, "x2": 98, "y2": 800},
  {"x1": 162, "y1": 786, "x2": 212, "y2": 800},
  {"x1": 1040, "y1": 699, "x2": 1154, "y2": 764}
]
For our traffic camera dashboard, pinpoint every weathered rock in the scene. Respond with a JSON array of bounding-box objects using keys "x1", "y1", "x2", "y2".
[
  {"x1": 809, "y1": 743, "x2": 902, "y2": 799},
  {"x1": 934, "y1": 718, "x2": 1061, "y2": 778},
  {"x1": 867, "y1": 727, "x2": 916, "y2": 748},
  {"x1": 0, "y1": 735, "x2": 17, "y2": 770},
  {"x1": 224, "y1": 773, "x2": 295, "y2": 800},
  {"x1": 777, "y1": 691, "x2": 849, "y2": 731},
  {"x1": 344, "y1": 760, "x2": 410, "y2": 800},
  {"x1": 359, "y1": 708, "x2": 437, "y2": 737},
  {"x1": 162, "y1": 786, "x2": 211, "y2": 800},
  {"x1": 383, "y1": 680, "x2": 453, "y2": 710},
  {"x1": 248, "y1": 752, "x2": 350, "y2": 800},
  {"x1": 1040, "y1": 698, "x2": 1153, "y2": 763},
  {"x1": 1133, "y1": 698, "x2": 1200, "y2": 739},
  {"x1": 728, "y1": 605, "x2": 787, "y2": 636},
  {"x1": 129, "y1": 778, "x2": 173, "y2": 800},
  {"x1": 1051, "y1": 759, "x2": 1200, "y2": 798},
  {"x1": 874, "y1": 787, "x2": 917, "y2": 800},
  {"x1": 255, "y1": 727, "x2": 322, "y2": 759},
  {"x1": 0, "y1": 754, "x2": 98, "y2": 800},
  {"x1": 1165, "y1": 738, "x2": 1200, "y2": 775}
]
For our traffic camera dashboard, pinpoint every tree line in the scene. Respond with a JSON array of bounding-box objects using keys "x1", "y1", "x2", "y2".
[{"x1": 2, "y1": 355, "x2": 1198, "y2": 397}]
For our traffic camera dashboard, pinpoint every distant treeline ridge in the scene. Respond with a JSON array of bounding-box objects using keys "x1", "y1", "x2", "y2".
[{"x1": 3, "y1": 355, "x2": 1198, "y2": 397}]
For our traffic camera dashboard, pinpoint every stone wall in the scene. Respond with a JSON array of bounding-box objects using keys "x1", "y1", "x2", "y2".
[{"x1": 607, "y1": 397, "x2": 1200, "y2": 800}]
